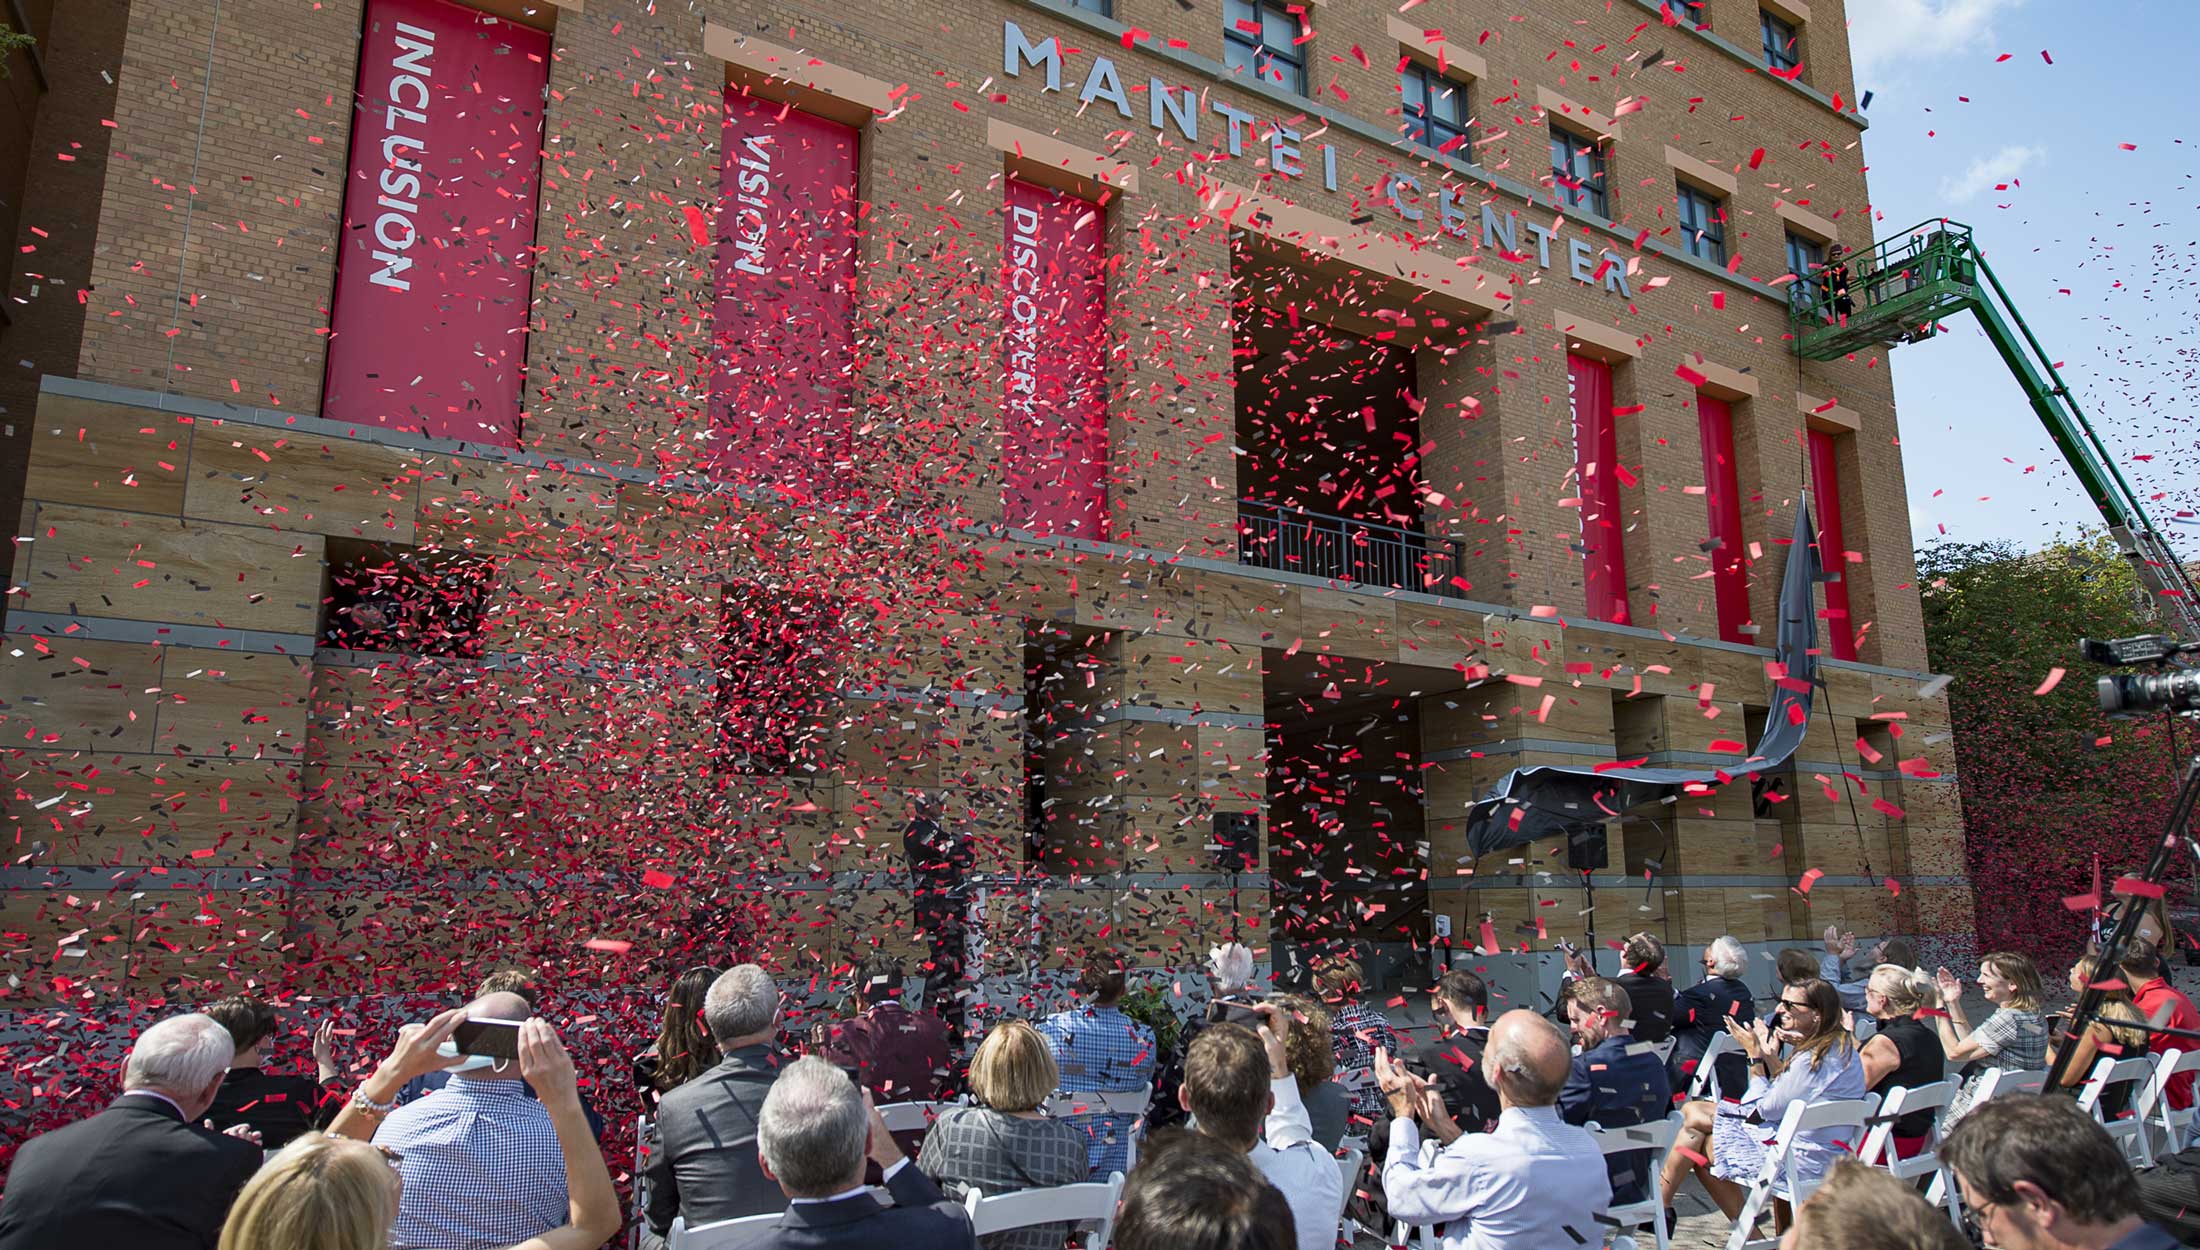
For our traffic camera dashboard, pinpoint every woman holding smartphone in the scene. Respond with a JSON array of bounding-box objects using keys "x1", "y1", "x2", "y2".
[{"x1": 1661, "y1": 977, "x2": 1865, "y2": 1227}]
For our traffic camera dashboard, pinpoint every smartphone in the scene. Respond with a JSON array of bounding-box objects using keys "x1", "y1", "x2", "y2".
[
  {"x1": 1217, "y1": 1000, "x2": 1263, "y2": 1027},
  {"x1": 451, "y1": 1017, "x2": 522, "y2": 1061},
  {"x1": 1555, "y1": 938, "x2": 1580, "y2": 957}
]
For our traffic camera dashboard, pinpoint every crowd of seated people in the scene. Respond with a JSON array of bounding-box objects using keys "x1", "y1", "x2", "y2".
[{"x1": 9, "y1": 933, "x2": 2200, "y2": 1250}]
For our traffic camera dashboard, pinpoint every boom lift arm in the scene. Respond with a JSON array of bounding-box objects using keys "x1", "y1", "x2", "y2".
[{"x1": 1789, "y1": 221, "x2": 2200, "y2": 642}]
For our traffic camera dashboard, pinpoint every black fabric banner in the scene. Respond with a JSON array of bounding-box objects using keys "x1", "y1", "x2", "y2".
[{"x1": 1462, "y1": 498, "x2": 1825, "y2": 859}]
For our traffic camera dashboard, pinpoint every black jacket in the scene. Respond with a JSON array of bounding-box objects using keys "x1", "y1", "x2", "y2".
[
  {"x1": 1404, "y1": 1024, "x2": 1501, "y2": 1135},
  {"x1": 1619, "y1": 973, "x2": 1676, "y2": 1043},
  {"x1": 0, "y1": 1093, "x2": 261, "y2": 1250},
  {"x1": 1668, "y1": 974, "x2": 1754, "y2": 1099},
  {"x1": 645, "y1": 1043, "x2": 788, "y2": 1233},
  {"x1": 736, "y1": 1160, "x2": 976, "y2": 1250},
  {"x1": 203, "y1": 1066, "x2": 337, "y2": 1149}
]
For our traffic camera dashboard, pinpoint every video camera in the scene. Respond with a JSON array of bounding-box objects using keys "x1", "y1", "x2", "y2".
[{"x1": 2082, "y1": 634, "x2": 2200, "y2": 714}]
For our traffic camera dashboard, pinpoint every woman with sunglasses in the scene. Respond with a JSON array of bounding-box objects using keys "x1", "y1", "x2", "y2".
[{"x1": 1662, "y1": 976, "x2": 1865, "y2": 1229}]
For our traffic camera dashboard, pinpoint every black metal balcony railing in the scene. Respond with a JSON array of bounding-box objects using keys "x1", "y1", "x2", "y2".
[{"x1": 1237, "y1": 499, "x2": 1469, "y2": 599}]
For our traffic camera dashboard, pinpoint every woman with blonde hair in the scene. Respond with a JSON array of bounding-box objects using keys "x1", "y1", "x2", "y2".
[
  {"x1": 1776, "y1": 1157, "x2": 1969, "y2": 1250},
  {"x1": 1858, "y1": 964, "x2": 1945, "y2": 1159},
  {"x1": 1933, "y1": 950, "x2": 2049, "y2": 1123},
  {"x1": 918, "y1": 1018, "x2": 1092, "y2": 1249},
  {"x1": 219, "y1": 1134, "x2": 398, "y2": 1250},
  {"x1": 2050, "y1": 950, "x2": 2152, "y2": 1116}
]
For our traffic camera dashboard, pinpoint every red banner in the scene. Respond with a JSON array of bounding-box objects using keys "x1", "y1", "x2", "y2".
[
  {"x1": 711, "y1": 95, "x2": 860, "y2": 497},
  {"x1": 1808, "y1": 428, "x2": 1860, "y2": 660},
  {"x1": 1568, "y1": 355, "x2": 1630, "y2": 625},
  {"x1": 1001, "y1": 178, "x2": 1109, "y2": 538},
  {"x1": 323, "y1": 0, "x2": 549, "y2": 445},
  {"x1": 1696, "y1": 395, "x2": 1751, "y2": 643}
]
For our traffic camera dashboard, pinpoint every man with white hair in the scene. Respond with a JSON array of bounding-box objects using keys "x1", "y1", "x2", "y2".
[
  {"x1": 645, "y1": 963, "x2": 790, "y2": 1242},
  {"x1": 739, "y1": 1055, "x2": 975, "y2": 1249},
  {"x1": 1667, "y1": 935, "x2": 1755, "y2": 1098},
  {"x1": 1376, "y1": 1009, "x2": 1611, "y2": 1249},
  {"x1": 0, "y1": 1012, "x2": 260, "y2": 1250}
]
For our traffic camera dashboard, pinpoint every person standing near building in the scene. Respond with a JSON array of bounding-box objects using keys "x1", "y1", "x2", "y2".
[{"x1": 904, "y1": 793, "x2": 974, "y2": 1029}]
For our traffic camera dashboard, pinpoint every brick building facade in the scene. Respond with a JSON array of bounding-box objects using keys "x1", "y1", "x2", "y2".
[{"x1": 0, "y1": 0, "x2": 1972, "y2": 1015}]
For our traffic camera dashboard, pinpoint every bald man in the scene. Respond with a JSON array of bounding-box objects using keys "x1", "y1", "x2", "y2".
[
  {"x1": 374, "y1": 993, "x2": 572, "y2": 1250},
  {"x1": 1376, "y1": 1009, "x2": 1611, "y2": 1250}
]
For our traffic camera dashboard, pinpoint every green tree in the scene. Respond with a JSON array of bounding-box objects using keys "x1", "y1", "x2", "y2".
[{"x1": 1919, "y1": 532, "x2": 2186, "y2": 961}]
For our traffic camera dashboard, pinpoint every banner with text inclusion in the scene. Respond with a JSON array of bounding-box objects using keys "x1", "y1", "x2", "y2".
[
  {"x1": 711, "y1": 94, "x2": 860, "y2": 498},
  {"x1": 1001, "y1": 178, "x2": 1108, "y2": 539},
  {"x1": 324, "y1": 0, "x2": 549, "y2": 445}
]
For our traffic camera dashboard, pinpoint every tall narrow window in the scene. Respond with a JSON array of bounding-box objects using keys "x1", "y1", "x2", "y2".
[
  {"x1": 1400, "y1": 63, "x2": 1470, "y2": 156},
  {"x1": 1002, "y1": 178, "x2": 1109, "y2": 540},
  {"x1": 1676, "y1": 181, "x2": 1727, "y2": 265},
  {"x1": 1569, "y1": 355, "x2": 1630, "y2": 625},
  {"x1": 1696, "y1": 396, "x2": 1750, "y2": 643},
  {"x1": 1067, "y1": 0, "x2": 1113, "y2": 13},
  {"x1": 1761, "y1": 9, "x2": 1801, "y2": 72},
  {"x1": 1786, "y1": 231, "x2": 1826, "y2": 310},
  {"x1": 714, "y1": 584, "x2": 842, "y2": 774},
  {"x1": 1807, "y1": 429, "x2": 1860, "y2": 661},
  {"x1": 712, "y1": 95, "x2": 862, "y2": 496},
  {"x1": 1223, "y1": 0, "x2": 1308, "y2": 95},
  {"x1": 1550, "y1": 126, "x2": 1610, "y2": 218},
  {"x1": 324, "y1": 0, "x2": 551, "y2": 445}
]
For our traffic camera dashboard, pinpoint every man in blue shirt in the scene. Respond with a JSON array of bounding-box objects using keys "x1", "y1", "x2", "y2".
[
  {"x1": 1558, "y1": 976, "x2": 1671, "y2": 1206},
  {"x1": 1038, "y1": 952, "x2": 1155, "y2": 1178}
]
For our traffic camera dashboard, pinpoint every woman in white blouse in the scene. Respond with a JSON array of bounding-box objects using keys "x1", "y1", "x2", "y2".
[{"x1": 1663, "y1": 976, "x2": 1865, "y2": 1227}]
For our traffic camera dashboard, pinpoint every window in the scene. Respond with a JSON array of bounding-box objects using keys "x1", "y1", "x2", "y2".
[
  {"x1": 1673, "y1": 0, "x2": 1710, "y2": 26},
  {"x1": 1224, "y1": 0, "x2": 1307, "y2": 95},
  {"x1": 1067, "y1": 0, "x2": 1113, "y2": 13},
  {"x1": 1401, "y1": 62, "x2": 1470, "y2": 156},
  {"x1": 1549, "y1": 126, "x2": 1609, "y2": 217},
  {"x1": 320, "y1": 539, "x2": 495, "y2": 658},
  {"x1": 713, "y1": 585, "x2": 842, "y2": 774},
  {"x1": 1761, "y1": 9, "x2": 1801, "y2": 72},
  {"x1": 1675, "y1": 182, "x2": 1727, "y2": 264},
  {"x1": 1786, "y1": 231, "x2": 1826, "y2": 309}
]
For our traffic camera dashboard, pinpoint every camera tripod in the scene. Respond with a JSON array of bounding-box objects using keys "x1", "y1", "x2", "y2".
[{"x1": 2045, "y1": 748, "x2": 2200, "y2": 1089}]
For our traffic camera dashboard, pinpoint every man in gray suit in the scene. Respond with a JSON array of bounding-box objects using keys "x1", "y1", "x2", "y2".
[{"x1": 643, "y1": 964, "x2": 788, "y2": 1240}]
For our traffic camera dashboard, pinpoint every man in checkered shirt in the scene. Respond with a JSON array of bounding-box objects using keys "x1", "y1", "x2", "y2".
[
  {"x1": 374, "y1": 991, "x2": 569, "y2": 1249},
  {"x1": 1317, "y1": 953, "x2": 1400, "y2": 1120},
  {"x1": 1038, "y1": 953, "x2": 1156, "y2": 1178}
]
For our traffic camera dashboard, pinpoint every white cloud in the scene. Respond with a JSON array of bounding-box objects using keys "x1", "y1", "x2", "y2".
[
  {"x1": 1845, "y1": 0, "x2": 2023, "y2": 82},
  {"x1": 1937, "y1": 143, "x2": 2043, "y2": 202}
]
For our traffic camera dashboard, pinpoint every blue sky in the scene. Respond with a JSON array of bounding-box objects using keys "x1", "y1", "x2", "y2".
[{"x1": 1846, "y1": 0, "x2": 2200, "y2": 558}]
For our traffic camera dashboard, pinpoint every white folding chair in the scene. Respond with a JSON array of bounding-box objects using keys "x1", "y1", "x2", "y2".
[
  {"x1": 667, "y1": 1212, "x2": 780, "y2": 1250},
  {"x1": 1044, "y1": 1083, "x2": 1154, "y2": 1172},
  {"x1": 1688, "y1": 1031, "x2": 1742, "y2": 1101},
  {"x1": 1335, "y1": 1139, "x2": 1367, "y2": 1241},
  {"x1": 1978, "y1": 1066, "x2": 2049, "y2": 1101},
  {"x1": 875, "y1": 1100, "x2": 954, "y2": 1135},
  {"x1": 630, "y1": 1113, "x2": 655, "y2": 1250},
  {"x1": 2077, "y1": 1055, "x2": 2155, "y2": 1169},
  {"x1": 1724, "y1": 1098, "x2": 1875, "y2": 1250},
  {"x1": 1585, "y1": 1111, "x2": 1684, "y2": 1250},
  {"x1": 964, "y1": 1170, "x2": 1126, "y2": 1250},
  {"x1": 1857, "y1": 1081, "x2": 1960, "y2": 1225},
  {"x1": 2131, "y1": 1048, "x2": 2200, "y2": 1165}
]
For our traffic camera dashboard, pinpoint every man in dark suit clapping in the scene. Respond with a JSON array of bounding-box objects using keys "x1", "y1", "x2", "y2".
[
  {"x1": 742, "y1": 1056, "x2": 977, "y2": 1250},
  {"x1": 0, "y1": 1013, "x2": 261, "y2": 1250}
]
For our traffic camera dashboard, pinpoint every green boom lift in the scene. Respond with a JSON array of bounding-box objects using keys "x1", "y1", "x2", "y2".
[{"x1": 1789, "y1": 220, "x2": 2200, "y2": 642}]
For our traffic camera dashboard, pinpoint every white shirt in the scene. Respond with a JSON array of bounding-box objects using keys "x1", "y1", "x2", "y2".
[
  {"x1": 1248, "y1": 1076, "x2": 1347, "y2": 1250},
  {"x1": 1384, "y1": 1104, "x2": 1611, "y2": 1250}
]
